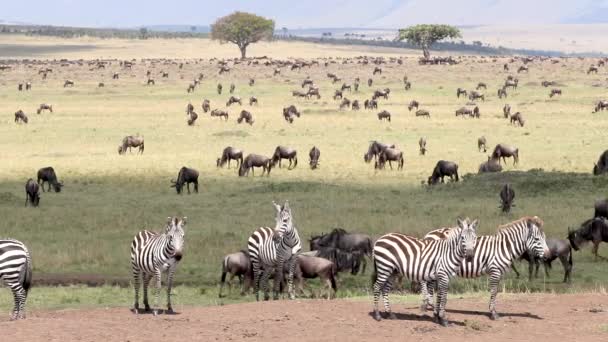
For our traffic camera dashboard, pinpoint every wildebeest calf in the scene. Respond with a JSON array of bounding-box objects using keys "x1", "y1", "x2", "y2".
[{"x1": 219, "y1": 250, "x2": 252, "y2": 298}]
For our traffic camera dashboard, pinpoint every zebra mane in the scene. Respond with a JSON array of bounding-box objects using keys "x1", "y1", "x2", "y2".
[{"x1": 497, "y1": 216, "x2": 544, "y2": 233}]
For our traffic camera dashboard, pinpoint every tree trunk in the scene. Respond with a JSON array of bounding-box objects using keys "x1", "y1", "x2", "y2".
[
  {"x1": 239, "y1": 45, "x2": 247, "y2": 59},
  {"x1": 422, "y1": 46, "x2": 430, "y2": 59}
]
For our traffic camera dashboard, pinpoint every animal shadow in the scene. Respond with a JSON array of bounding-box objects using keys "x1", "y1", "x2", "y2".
[{"x1": 367, "y1": 311, "x2": 466, "y2": 327}]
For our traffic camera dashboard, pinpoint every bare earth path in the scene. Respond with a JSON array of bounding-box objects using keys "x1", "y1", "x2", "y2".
[{"x1": 2, "y1": 293, "x2": 606, "y2": 341}]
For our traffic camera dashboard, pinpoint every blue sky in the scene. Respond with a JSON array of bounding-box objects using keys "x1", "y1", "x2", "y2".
[{"x1": 2, "y1": 0, "x2": 608, "y2": 28}]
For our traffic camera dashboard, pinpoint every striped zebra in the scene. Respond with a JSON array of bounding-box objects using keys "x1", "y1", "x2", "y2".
[
  {"x1": 131, "y1": 216, "x2": 186, "y2": 315},
  {"x1": 420, "y1": 216, "x2": 549, "y2": 320},
  {"x1": 248, "y1": 201, "x2": 302, "y2": 301},
  {"x1": 372, "y1": 218, "x2": 478, "y2": 326},
  {"x1": 0, "y1": 239, "x2": 32, "y2": 320}
]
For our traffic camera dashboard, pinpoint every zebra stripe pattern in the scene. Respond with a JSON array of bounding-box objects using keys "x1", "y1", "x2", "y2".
[
  {"x1": 131, "y1": 216, "x2": 186, "y2": 315},
  {"x1": 420, "y1": 216, "x2": 549, "y2": 320},
  {"x1": 372, "y1": 218, "x2": 478, "y2": 326},
  {"x1": 0, "y1": 239, "x2": 32, "y2": 320},
  {"x1": 248, "y1": 201, "x2": 302, "y2": 301}
]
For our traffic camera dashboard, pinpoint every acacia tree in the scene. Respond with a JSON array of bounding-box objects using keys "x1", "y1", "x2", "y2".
[
  {"x1": 397, "y1": 24, "x2": 461, "y2": 59},
  {"x1": 211, "y1": 12, "x2": 275, "y2": 59}
]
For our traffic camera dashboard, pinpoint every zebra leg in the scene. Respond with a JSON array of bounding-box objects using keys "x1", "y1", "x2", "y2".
[
  {"x1": 273, "y1": 260, "x2": 284, "y2": 300},
  {"x1": 261, "y1": 268, "x2": 271, "y2": 301},
  {"x1": 17, "y1": 286, "x2": 27, "y2": 319},
  {"x1": 166, "y1": 266, "x2": 176, "y2": 314},
  {"x1": 153, "y1": 270, "x2": 162, "y2": 316},
  {"x1": 434, "y1": 274, "x2": 450, "y2": 327},
  {"x1": 488, "y1": 270, "x2": 503, "y2": 320},
  {"x1": 382, "y1": 278, "x2": 396, "y2": 319},
  {"x1": 132, "y1": 269, "x2": 141, "y2": 313},
  {"x1": 372, "y1": 275, "x2": 386, "y2": 321},
  {"x1": 10, "y1": 285, "x2": 26, "y2": 320},
  {"x1": 142, "y1": 273, "x2": 152, "y2": 312},
  {"x1": 252, "y1": 262, "x2": 261, "y2": 301},
  {"x1": 419, "y1": 280, "x2": 434, "y2": 312},
  {"x1": 287, "y1": 256, "x2": 297, "y2": 300}
]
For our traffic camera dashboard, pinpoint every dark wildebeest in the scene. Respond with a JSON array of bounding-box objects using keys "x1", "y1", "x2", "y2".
[
  {"x1": 455, "y1": 107, "x2": 472, "y2": 117},
  {"x1": 478, "y1": 136, "x2": 487, "y2": 152},
  {"x1": 377, "y1": 110, "x2": 391, "y2": 122},
  {"x1": 202, "y1": 99, "x2": 211, "y2": 113},
  {"x1": 119, "y1": 135, "x2": 144, "y2": 155},
  {"x1": 170, "y1": 167, "x2": 199, "y2": 194},
  {"x1": 161, "y1": 71, "x2": 169, "y2": 78},
  {"x1": 333, "y1": 90, "x2": 343, "y2": 100},
  {"x1": 549, "y1": 89, "x2": 562, "y2": 98},
  {"x1": 497, "y1": 87, "x2": 508, "y2": 99},
  {"x1": 186, "y1": 102, "x2": 194, "y2": 114},
  {"x1": 587, "y1": 65, "x2": 598, "y2": 74},
  {"x1": 14, "y1": 110, "x2": 28, "y2": 124},
  {"x1": 593, "y1": 100, "x2": 608, "y2": 113},
  {"x1": 404, "y1": 81, "x2": 411, "y2": 90},
  {"x1": 273, "y1": 68, "x2": 281, "y2": 76},
  {"x1": 351, "y1": 100, "x2": 360, "y2": 111},
  {"x1": 217, "y1": 83, "x2": 223, "y2": 94},
  {"x1": 367, "y1": 78, "x2": 373, "y2": 87},
  {"x1": 339, "y1": 98, "x2": 351, "y2": 110},
  {"x1": 146, "y1": 79, "x2": 155, "y2": 86},
  {"x1": 187, "y1": 111, "x2": 198, "y2": 126},
  {"x1": 408, "y1": 100, "x2": 419, "y2": 111},
  {"x1": 37, "y1": 167, "x2": 63, "y2": 193},
  {"x1": 219, "y1": 250, "x2": 252, "y2": 298},
  {"x1": 249, "y1": 78, "x2": 255, "y2": 87},
  {"x1": 569, "y1": 217, "x2": 608, "y2": 261},
  {"x1": 499, "y1": 183, "x2": 515, "y2": 213},
  {"x1": 63, "y1": 80, "x2": 74, "y2": 87},
  {"x1": 301, "y1": 79, "x2": 314, "y2": 88},
  {"x1": 113, "y1": 73, "x2": 119, "y2": 79},
  {"x1": 229, "y1": 83, "x2": 235, "y2": 94},
  {"x1": 472, "y1": 106, "x2": 480, "y2": 118},
  {"x1": 492, "y1": 144, "x2": 519, "y2": 165},
  {"x1": 37, "y1": 104, "x2": 53, "y2": 114},
  {"x1": 25, "y1": 179, "x2": 40, "y2": 207},
  {"x1": 476, "y1": 82, "x2": 487, "y2": 90},
  {"x1": 217, "y1": 146, "x2": 244, "y2": 169},
  {"x1": 510, "y1": 112, "x2": 525, "y2": 127},
  {"x1": 341, "y1": 83, "x2": 351, "y2": 92},
  {"x1": 18, "y1": 83, "x2": 23, "y2": 91},
  {"x1": 504, "y1": 63, "x2": 509, "y2": 71},
  {"x1": 364, "y1": 99, "x2": 378, "y2": 110},
  {"x1": 309, "y1": 228, "x2": 373, "y2": 274},
  {"x1": 504, "y1": 79, "x2": 518, "y2": 90},
  {"x1": 98, "y1": 82, "x2": 105, "y2": 88},
  {"x1": 187, "y1": 84, "x2": 195, "y2": 93},
  {"x1": 469, "y1": 90, "x2": 485, "y2": 101},
  {"x1": 372, "y1": 88, "x2": 390, "y2": 100},
  {"x1": 456, "y1": 88, "x2": 467, "y2": 98},
  {"x1": 511, "y1": 238, "x2": 572, "y2": 283},
  {"x1": 237, "y1": 110, "x2": 254, "y2": 125},
  {"x1": 415, "y1": 109, "x2": 430, "y2": 118},
  {"x1": 249, "y1": 96, "x2": 258, "y2": 106},
  {"x1": 238, "y1": 154, "x2": 272, "y2": 177},
  {"x1": 503, "y1": 104, "x2": 511, "y2": 118},
  {"x1": 284, "y1": 255, "x2": 337, "y2": 300},
  {"x1": 307, "y1": 87, "x2": 321, "y2": 99},
  {"x1": 542, "y1": 80, "x2": 557, "y2": 87},
  {"x1": 364, "y1": 141, "x2": 394, "y2": 163},
  {"x1": 373, "y1": 67, "x2": 382, "y2": 75},
  {"x1": 375, "y1": 148, "x2": 404, "y2": 170},
  {"x1": 593, "y1": 150, "x2": 608, "y2": 175},
  {"x1": 210, "y1": 109, "x2": 229, "y2": 120},
  {"x1": 478, "y1": 156, "x2": 503, "y2": 173},
  {"x1": 271, "y1": 146, "x2": 298, "y2": 169},
  {"x1": 419, "y1": 137, "x2": 427, "y2": 155},
  {"x1": 594, "y1": 198, "x2": 608, "y2": 218},
  {"x1": 427, "y1": 160, "x2": 459, "y2": 185},
  {"x1": 517, "y1": 65, "x2": 529, "y2": 73},
  {"x1": 283, "y1": 105, "x2": 300, "y2": 123},
  {"x1": 226, "y1": 96, "x2": 242, "y2": 106},
  {"x1": 309, "y1": 146, "x2": 320, "y2": 170}
]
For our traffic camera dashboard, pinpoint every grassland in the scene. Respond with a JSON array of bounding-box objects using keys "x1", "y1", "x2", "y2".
[{"x1": 1, "y1": 36, "x2": 608, "y2": 309}]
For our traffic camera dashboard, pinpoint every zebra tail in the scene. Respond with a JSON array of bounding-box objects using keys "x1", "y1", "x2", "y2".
[
  {"x1": 370, "y1": 255, "x2": 377, "y2": 286},
  {"x1": 21, "y1": 252, "x2": 33, "y2": 292}
]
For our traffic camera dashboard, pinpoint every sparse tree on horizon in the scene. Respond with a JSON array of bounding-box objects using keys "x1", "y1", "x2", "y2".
[
  {"x1": 139, "y1": 27, "x2": 148, "y2": 40},
  {"x1": 211, "y1": 11, "x2": 275, "y2": 59},
  {"x1": 397, "y1": 24, "x2": 461, "y2": 59}
]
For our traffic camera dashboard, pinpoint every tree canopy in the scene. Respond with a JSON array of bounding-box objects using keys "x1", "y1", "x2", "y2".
[
  {"x1": 211, "y1": 12, "x2": 275, "y2": 59},
  {"x1": 397, "y1": 24, "x2": 461, "y2": 59}
]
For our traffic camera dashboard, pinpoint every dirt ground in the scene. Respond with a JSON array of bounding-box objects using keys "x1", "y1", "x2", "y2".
[{"x1": 2, "y1": 293, "x2": 606, "y2": 341}]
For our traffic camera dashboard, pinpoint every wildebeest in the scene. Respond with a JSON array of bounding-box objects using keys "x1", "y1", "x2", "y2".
[
  {"x1": 364, "y1": 141, "x2": 394, "y2": 163},
  {"x1": 202, "y1": 99, "x2": 211, "y2": 113},
  {"x1": 491, "y1": 144, "x2": 519, "y2": 165},
  {"x1": 517, "y1": 65, "x2": 529, "y2": 73},
  {"x1": 37, "y1": 104, "x2": 53, "y2": 114},
  {"x1": 367, "y1": 78, "x2": 373, "y2": 87},
  {"x1": 217, "y1": 146, "x2": 244, "y2": 169},
  {"x1": 186, "y1": 102, "x2": 194, "y2": 114},
  {"x1": 309, "y1": 146, "x2": 320, "y2": 170},
  {"x1": 63, "y1": 80, "x2": 74, "y2": 87},
  {"x1": 18, "y1": 83, "x2": 23, "y2": 91},
  {"x1": 273, "y1": 68, "x2": 281, "y2": 76},
  {"x1": 375, "y1": 148, "x2": 404, "y2": 170},
  {"x1": 341, "y1": 83, "x2": 351, "y2": 92},
  {"x1": 457, "y1": 88, "x2": 467, "y2": 98},
  {"x1": 333, "y1": 90, "x2": 343, "y2": 100},
  {"x1": 186, "y1": 84, "x2": 195, "y2": 93},
  {"x1": 497, "y1": 87, "x2": 508, "y2": 99},
  {"x1": 237, "y1": 110, "x2": 254, "y2": 125},
  {"x1": 187, "y1": 111, "x2": 198, "y2": 126},
  {"x1": 249, "y1": 96, "x2": 258, "y2": 106},
  {"x1": 595, "y1": 198, "x2": 608, "y2": 219},
  {"x1": 283, "y1": 105, "x2": 300, "y2": 123},
  {"x1": 503, "y1": 104, "x2": 511, "y2": 118},
  {"x1": 170, "y1": 167, "x2": 199, "y2": 194},
  {"x1": 229, "y1": 83, "x2": 235, "y2": 94},
  {"x1": 271, "y1": 146, "x2": 298, "y2": 169},
  {"x1": 541, "y1": 80, "x2": 557, "y2": 87},
  {"x1": 372, "y1": 88, "x2": 390, "y2": 100},
  {"x1": 408, "y1": 100, "x2": 419, "y2": 111},
  {"x1": 119, "y1": 135, "x2": 144, "y2": 155},
  {"x1": 499, "y1": 183, "x2": 515, "y2": 213},
  {"x1": 511, "y1": 238, "x2": 572, "y2": 283},
  {"x1": 469, "y1": 90, "x2": 485, "y2": 101},
  {"x1": 226, "y1": 96, "x2": 242, "y2": 106},
  {"x1": 307, "y1": 87, "x2": 321, "y2": 99},
  {"x1": 377, "y1": 110, "x2": 391, "y2": 122},
  {"x1": 504, "y1": 79, "x2": 518, "y2": 90},
  {"x1": 25, "y1": 179, "x2": 40, "y2": 207},
  {"x1": 373, "y1": 67, "x2": 382, "y2": 75},
  {"x1": 455, "y1": 107, "x2": 472, "y2": 117},
  {"x1": 549, "y1": 89, "x2": 562, "y2": 98},
  {"x1": 210, "y1": 109, "x2": 229, "y2": 120},
  {"x1": 427, "y1": 160, "x2": 459, "y2": 185},
  {"x1": 219, "y1": 250, "x2": 253, "y2": 298},
  {"x1": 419, "y1": 137, "x2": 427, "y2": 155},
  {"x1": 476, "y1": 82, "x2": 487, "y2": 90},
  {"x1": 112, "y1": 73, "x2": 119, "y2": 79},
  {"x1": 249, "y1": 78, "x2": 255, "y2": 86},
  {"x1": 478, "y1": 156, "x2": 503, "y2": 173},
  {"x1": 14, "y1": 110, "x2": 28, "y2": 124},
  {"x1": 569, "y1": 217, "x2": 608, "y2": 261},
  {"x1": 510, "y1": 112, "x2": 525, "y2": 127},
  {"x1": 339, "y1": 98, "x2": 351, "y2": 110},
  {"x1": 587, "y1": 65, "x2": 598, "y2": 74},
  {"x1": 98, "y1": 82, "x2": 105, "y2": 88},
  {"x1": 364, "y1": 99, "x2": 378, "y2": 110},
  {"x1": 309, "y1": 228, "x2": 373, "y2": 274},
  {"x1": 286, "y1": 255, "x2": 337, "y2": 300},
  {"x1": 146, "y1": 79, "x2": 155, "y2": 86},
  {"x1": 472, "y1": 106, "x2": 480, "y2": 118},
  {"x1": 351, "y1": 100, "x2": 360, "y2": 111},
  {"x1": 301, "y1": 79, "x2": 314, "y2": 88},
  {"x1": 593, "y1": 150, "x2": 608, "y2": 175},
  {"x1": 238, "y1": 154, "x2": 272, "y2": 176},
  {"x1": 415, "y1": 109, "x2": 430, "y2": 118},
  {"x1": 404, "y1": 81, "x2": 411, "y2": 90},
  {"x1": 478, "y1": 136, "x2": 487, "y2": 152},
  {"x1": 37, "y1": 167, "x2": 63, "y2": 193},
  {"x1": 217, "y1": 83, "x2": 223, "y2": 94},
  {"x1": 593, "y1": 100, "x2": 608, "y2": 113}
]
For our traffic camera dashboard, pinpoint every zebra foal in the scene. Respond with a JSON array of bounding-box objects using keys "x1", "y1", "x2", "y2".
[
  {"x1": 131, "y1": 216, "x2": 186, "y2": 315},
  {"x1": 248, "y1": 200, "x2": 302, "y2": 301},
  {"x1": 372, "y1": 218, "x2": 478, "y2": 326},
  {"x1": 0, "y1": 239, "x2": 32, "y2": 320}
]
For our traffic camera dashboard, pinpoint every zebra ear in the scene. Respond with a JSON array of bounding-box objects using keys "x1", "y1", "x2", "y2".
[
  {"x1": 272, "y1": 201, "x2": 281, "y2": 212},
  {"x1": 284, "y1": 200, "x2": 290, "y2": 211},
  {"x1": 181, "y1": 217, "x2": 187, "y2": 226},
  {"x1": 456, "y1": 217, "x2": 465, "y2": 228},
  {"x1": 470, "y1": 219, "x2": 479, "y2": 231},
  {"x1": 167, "y1": 217, "x2": 173, "y2": 225}
]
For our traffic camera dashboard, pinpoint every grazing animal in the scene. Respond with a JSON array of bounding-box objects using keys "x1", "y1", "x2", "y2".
[
  {"x1": 377, "y1": 110, "x2": 391, "y2": 122},
  {"x1": 113, "y1": 73, "x2": 119, "y2": 79},
  {"x1": 186, "y1": 102, "x2": 194, "y2": 114},
  {"x1": 428, "y1": 160, "x2": 459, "y2": 185},
  {"x1": 210, "y1": 109, "x2": 229, "y2": 120},
  {"x1": 146, "y1": 79, "x2": 155, "y2": 86},
  {"x1": 593, "y1": 150, "x2": 608, "y2": 175},
  {"x1": 309, "y1": 146, "x2": 320, "y2": 169},
  {"x1": 478, "y1": 156, "x2": 503, "y2": 173},
  {"x1": 469, "y1": 91, "x2": 485, "y2": 101},
  {"x1": 419, "y1": 217, "x2": 549, "y2": 320},
  {"x1": 568, "y1": 217, "x2": 608, "y2": 261},
  {"x1": 249, "y1": 96, "x2": 258, "y2": 106},
  {"x1": 339, "y1": 98, "x2": 351, "y2": 110},
  {"x1": 549, "y1": 89, "x2": 562, "y2": 98},
  {"x1": 367, "y1": 78, "x2": 373, "y2": 87},
  {"x1": 456, "y1": 88, "x2": 467, "y2": 98},
  {"x1": 541, "y1": 80, "x2": 556, "y2": 87},
  {"x1": 237, "y1": 110, "x2": 254, "y2": 125},
  {"x1": 478, "y1": 136, "x2": 487, "y2": 152},
  {"x1": 187, "y1": 111, "x2": 198, "y2": 126},
  {"x1": 595, "y1": 198, "x2": 608, "y2": 218},
  {"x1": 408, "y1": 100, "x2": 420, "y2": 111},
  {"x1": 497, "y1": 87, "x2": 507, "y2": 99},
  {"x1": 249, "y1": 78, "x2": 255, "y2": 86},
  {"x1": 492, "y1": 144, "x2": 519, "y2": 165},
  {"x1": 341, "y1": 83, "x2": 352, "y2": 92},
  {"x1": 372, "y1": 218, "x2": 478, "y2": 326},
  {"x1": 0, "y1": 239, "x2": 32, "y2": 320},
  {"x1": 499, "y1": 184, "x2": 515, "y2": 213},
  {"x1": 226, "y1": 96, "x2": 242, "y2": 106},
  {"x1": 593, "y1": 100, "x2": 608, "y2": 113},
  {"x1": 14, "y1": 110, "x2": 28, "y2": 124},
  {"x1": 229, "y1": 83, "x2": 235, "y2": 94},
  {"x1": 511, "y1": 238, "x2": 572, "y2": 283},
  {"x1": 504, "y1": 79, "x2": 518, "y2": 90},
  {"x1": 287, "y1": 255, "x2": 337, "y2": 299},
  {"x1": 364, "y1": 141, "x2": 395, "y2": 163},
  {"x1": 510, "y1": 112, "x2": 525, "y2": 127},
  {"x1": 98, "y1": 82, "x2": 105, "y2": 88},
  {"x1": 351, "y1": 100, "x2": 360, "y2": 110},
  {"x1": 217, "y1": 146, "x2": 244, "y2": 169},
  {"x1": 37, "y1": 167, "x2": 63, "y2": 193},
  {"x1": 364, "y1": 99, "x2": 378, "y2": 110},
  {"x1": 307, "y1": 88, "x2": 321, "y2": 99},
  {"x1": 219, "y1": 250, "x2": 252, "y2": 297},
  {"x1": 239, "y1": 154, "x2": 272, "y2": 176},
  {"x1": 476, "y1": 82, "x2": 487, "y2": 90},
  {"x1": 373, "y1": 67, "x2": 382, "y2": 75},
  {"x1": 202, "y1": 99, "x2": 211, "y2": 113},
  {"x1": 588, "y1": 65, "x2": 598, "y2": 74},
  {"x1": 248, "y1": 201, "x2": 302, "y2": 300},
  {"x1": 273, "y1": 68, "x2": 281, "y2": 76},
  {"x1": 375, "y1": 148, "x2": 404, "y2": 170},
  {"x1": 119, "y1": 135, "x2": 145, "y2": 155},
  {"x1": 283, "y1": 105, "x2": 300, "y2": 123},
  {"x1": 37, "y1": 104, "x2": 53, "y2": 114},
  {"x1": 187, "y1": 84, "x2": 195, "y2": 93},
  {"x1": 517, "y1": 65, "x2": 529, "y2": 73},
  {"x1": 455, "y1": 107, "x2": 472, "y2": 117},
  {"x1": 63, "y1": 80, "x2": 74, "y2": 87},
  {"x1": 301, "y1": 79, "x2": 314, "y2": 88},
  {"x1": 217, "y1": 83, "x2": 223, "y2": 94},
  {"x1": 372, "y1": 88, "x2": 390, "y2": 100},
  {"x1": 309, "y1": 228, "x2": 373, "y2": 275},
  {"x1": 503, "y1": 104, "x2": 511, "y2": 118},
  {"x1": 271, "y1": 146, "x2": 298, "y2": 169},
  {"x1": 333, "y1": 90, "x2": 343, "y2": 100},
  {"x1": 18, "y1": 83, "x2": 23, "y2": 91},
  {"x1": 472, "y1": 106, "x2": 480, "y2": 118},
  {"x1": 170, "y1": 167, "x2": 199, "y2": 194},
  {"x1": 131, "y1": 217, "x2": 186, "y2": 315},
  {"x1": 419, "y1": 137, "x2": 427, "y2": 155},
  {"x1": 24, "y1": 179, "x2": 40, "y2": 207}
]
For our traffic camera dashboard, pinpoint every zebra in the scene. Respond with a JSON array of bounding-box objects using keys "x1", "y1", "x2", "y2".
[
  {"x1": 419, "y1": 216, "x2": 549, "y2": 320},
  {"x1": 248, "y1": 201, "x2": 302, "y2": 301},
  {"x1": 372, "y1": 218, "x2": 478, "y2": 326},
  {"x1": 130, "y1": 216, "x2": 186, "y2": 316},
  {"x1": 0, "y1": 239, "x2": 33, "y2": 320}
]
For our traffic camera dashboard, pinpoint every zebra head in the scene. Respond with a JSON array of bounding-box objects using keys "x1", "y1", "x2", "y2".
[
  {"x1": 165, "y1": 216, "x2": 186, "y2": 261},
  {"x1": 526, "y1": 217, "x2": 549, "y2": 260},
  {"x1": 272, "y1": 201, "x2": 301, "y2": 253},
  {"x1": 456, "y1": 217, "x2": 478, "y2": 262}
]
